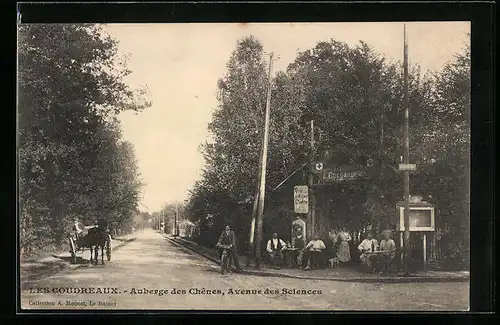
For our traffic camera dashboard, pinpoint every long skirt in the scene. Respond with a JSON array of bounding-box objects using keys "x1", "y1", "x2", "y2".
[{"x1": 336, "y1": 241, "x2": 351, "y2": 263}]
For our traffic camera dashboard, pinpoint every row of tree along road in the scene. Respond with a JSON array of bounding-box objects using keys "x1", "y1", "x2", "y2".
[
  {"x1": 18, "y1": 24, "x2": 151, "y2": 260},
  {"x1": 184, "y1": 35, "x2": 470, "y2": 270}
]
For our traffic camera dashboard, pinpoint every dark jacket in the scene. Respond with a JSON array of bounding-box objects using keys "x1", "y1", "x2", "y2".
[
  {"x1": 217, "y1": 230, "x2": 237, "y2": 248},
  {"x1": 268, "y1": 238, "x2": 284, "y2": 251},
  {"x1": 292, "y1": 235, "x2": 305, "y2": 250}
]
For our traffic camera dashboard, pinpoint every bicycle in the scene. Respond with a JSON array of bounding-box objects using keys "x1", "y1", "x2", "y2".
[{"x1": 218, "y1": 244, "x2": 233, "y2": 275}]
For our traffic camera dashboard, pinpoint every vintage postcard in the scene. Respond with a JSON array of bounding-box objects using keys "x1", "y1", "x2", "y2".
[{"x1": 18, "y1": 22, "x2": 470, "y2": 311}]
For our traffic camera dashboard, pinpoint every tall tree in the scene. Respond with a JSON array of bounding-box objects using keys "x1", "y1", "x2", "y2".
[
  {"x1": 18, "y1": 24, "x2": 150, "y2": 258},
  {"x1": 188, "y1": 36, "x2": 310, "y2": 247},
  {"x1": 278, "y1": 40, "x2": 435, "y2": 236},
  {"x1": 411, "y1": 43, "x2": 470, "y2": 267},
  {"x1": 188, "y1": 37, "x2": 269, "y2": 245},
  {"x1": 187, "y1": 34, "x2": 470, "y2": 270}
]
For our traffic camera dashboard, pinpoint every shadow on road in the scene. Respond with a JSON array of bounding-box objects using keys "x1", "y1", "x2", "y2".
[
  {"x1": 112, "y1": 237, "x2": 137, "y2": 243},
  {"x1": 204, "y1": 267, "x2": 223, "y2": 274},
  {"x1": 51, "y1": 254, "x2": 89, "y2": 265}
]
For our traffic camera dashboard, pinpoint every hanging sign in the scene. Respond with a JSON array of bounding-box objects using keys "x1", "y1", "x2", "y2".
[
  {"x1": 399, "y1": 163, "x2": 417, "y2": 171},
  {"x1": 293, "y1": 185, "x2": 309, "y2": 214}
]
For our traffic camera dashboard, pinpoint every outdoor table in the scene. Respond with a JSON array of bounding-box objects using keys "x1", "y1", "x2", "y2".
[
  {"x1": 365, "y1": 251, "x2": 394, "y2": 257},
  {"x1": 282, "y1": 247, "x2": 300, "y2": 268},
  {"x1": 364, "y1": 251, "x2": 390, "y2": 271},
  {"x1": 364, "y1": 251, "x2": 387, "y2": 260}
]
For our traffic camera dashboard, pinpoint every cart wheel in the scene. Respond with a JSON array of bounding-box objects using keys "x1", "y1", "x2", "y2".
[
  {"x1": 69, "y1": 237, "x2": 77, "y2": 264},
  {"x1": 106, "y1": 235, "x2": 112, "y2": 261}
]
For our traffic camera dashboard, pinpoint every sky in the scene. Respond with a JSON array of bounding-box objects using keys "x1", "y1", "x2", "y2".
[{"x1": 103, "y1": 22, "x2": 470, "y2": 214}]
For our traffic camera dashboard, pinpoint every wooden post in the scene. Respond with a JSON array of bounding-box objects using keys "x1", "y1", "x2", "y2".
[
  {"x1": 162, "y1": 208, "x2": 165, "y2": 234},
  {"x1": 247, "y1": 133, "x2": 264, "y2": 266},
  {"x1": 255, "y1": 53, "x2": 274, "y2": 269},
  {"x1": 175, "y1": 203, "x2": 179, "y2": 237},
  {"x1": 249, "y1": 179, "x2": 260, "y2": 246},
  {"x1": 402, "y1": 24, "x2": 412, "y2": 276},
  {"x1": 307, "y1": 120, "x2": 315, "y2": 240},
  {"x1": 423, "y1": 233, "x2": 427, "y2": 271}
]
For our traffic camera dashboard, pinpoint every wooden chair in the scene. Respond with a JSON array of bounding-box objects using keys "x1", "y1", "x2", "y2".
[
  {"x1": 309, "y1": 250, "x2": 327, "y2": 268},
  {"x1": 389, "y1": 248, "x2": 403, "y2": 273}
]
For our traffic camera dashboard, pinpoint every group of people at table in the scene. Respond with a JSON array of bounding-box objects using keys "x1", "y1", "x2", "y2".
[
  {"x1": 265, "y1": 227, "x2": 397, "y2": 274},
  {"x1": 215, "y1": 225, "x2": 397, "y2": 275}
]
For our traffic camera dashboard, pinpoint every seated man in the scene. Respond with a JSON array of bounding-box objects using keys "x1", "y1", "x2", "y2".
[
  {"x1": 72, "y1": 217, "x2": 85, "y2": 240},
  {"x1": 73, "y1": 218, "x2": 102, "y2": 238},
  {"x1": 357, "y1": 232, "x2": 379, "y2": 272},
  {"x1": 302, "y1": 234, "x2": 326, "y2": 270},
  {"x1": 379, "y1": 230, "x2": 396, "y2": 275},
  {"x1": 266, "y1": 233, "x2": 286, "y2": 269}
]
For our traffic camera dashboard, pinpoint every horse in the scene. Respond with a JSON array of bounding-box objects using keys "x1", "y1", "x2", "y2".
[{"x1": 86, "y1": 227, "x2": 111, "y2": 265}]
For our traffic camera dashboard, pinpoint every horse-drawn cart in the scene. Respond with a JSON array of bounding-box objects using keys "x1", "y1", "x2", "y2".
[{"x1": 68, "y1": 227, "x2": 112, "y2": 264}]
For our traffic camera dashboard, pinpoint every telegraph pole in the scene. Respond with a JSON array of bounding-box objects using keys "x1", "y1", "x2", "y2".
[
  {"x1": 255, "y1": 52, "x2": 274, "y2": 269},
  {"x1": 247, "y1": 134, "x2": 264, "y2": 266},
  {"x1": 162, "y1": 207, "x2": 165, "y2": 234},
  {"x1": 402, "y1": 24, "x2": 412, "y2": 276},
  {"x1": 307, "y1": 120, "x2": 315, "y2": 240},
  {"x1": 175, "y1": 203, "x2": 179, "y2": 237}
]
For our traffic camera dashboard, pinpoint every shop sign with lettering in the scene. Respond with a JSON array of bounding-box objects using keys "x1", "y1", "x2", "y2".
[{"x1": 320, "y1": 165, "x2": 368, "y2": 182}]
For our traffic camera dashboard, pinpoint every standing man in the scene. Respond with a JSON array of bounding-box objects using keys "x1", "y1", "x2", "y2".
[
  {"x1": 292, "y1": 226, "x2": 305, "y2": 266},
  {"x1": 216, "y1": 225, "x2": 242, "y2": 272},
  {"x1": 379, "y1": 230, "x2": 397, "y2": 275},
  {"x1": 266, "y1": 232, "x2": 286, "y2": 269}
]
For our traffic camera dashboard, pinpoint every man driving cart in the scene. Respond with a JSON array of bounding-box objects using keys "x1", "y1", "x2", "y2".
[{"x1": 71, "y1": 217, "x2": 100, "y2": 241}]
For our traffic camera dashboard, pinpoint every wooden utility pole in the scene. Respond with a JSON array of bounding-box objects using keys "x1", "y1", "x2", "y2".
[
  {"x1": 247, "y1": 134, "x2": 264, "y2": 266},
  {"x1": 307, "y1": 120, "x2": 315, "y2": 240},
  {"x1": 162, "y1": 208, "x2": 165, "y2": 234},
  {"x1": 255, "y1": 53, "x2": 274, "y2": 269},
  {"x1": 402, "y1": 24, "x2": 412, "y2": 276},
  {"x1": 175, "y1": 203, "x2": 179, "y2": 237}
]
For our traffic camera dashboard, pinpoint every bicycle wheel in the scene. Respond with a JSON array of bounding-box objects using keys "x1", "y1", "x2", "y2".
[
  {"x1": 221, "y1": 252, "x2": 227, "y2": 274},
  {"x1": 225, "y1": 254, "x2": 231, "y2": 273}
]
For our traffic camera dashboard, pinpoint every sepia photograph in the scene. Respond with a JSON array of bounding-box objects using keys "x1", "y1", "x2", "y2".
[{"x1": 18, "y1": 21, "x2": 471, "y2": 311}]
